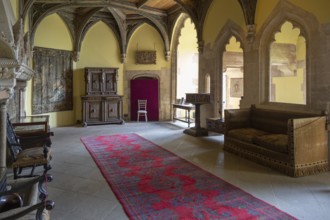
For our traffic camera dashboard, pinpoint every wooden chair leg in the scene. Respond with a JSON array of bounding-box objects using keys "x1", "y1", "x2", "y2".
[
  {"x1": 13, "y1": 168, "x2": 18, "y2": 179},
  {"x1": 30, "y1": 166, "x2": 36, "y2": 176},
  {"x1": 44, "y1": 164, "x2": 51, "y2": 173}
]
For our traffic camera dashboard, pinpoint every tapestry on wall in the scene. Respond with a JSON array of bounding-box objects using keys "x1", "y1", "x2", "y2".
[{"x1": 32, "y1": 47, "x2": 73, "y2": 114}]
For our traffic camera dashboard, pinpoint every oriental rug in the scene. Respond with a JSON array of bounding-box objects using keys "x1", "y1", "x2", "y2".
[{"x1": 80, "y1": 133, "x2": 296, "y2": 220}]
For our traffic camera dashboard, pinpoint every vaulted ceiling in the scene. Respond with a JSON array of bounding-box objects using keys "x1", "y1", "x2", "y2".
[{"x1": 21, "y1": 0, "x2": 257, "y2": 62}]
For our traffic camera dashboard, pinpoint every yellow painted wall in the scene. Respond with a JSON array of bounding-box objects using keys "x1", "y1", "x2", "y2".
[
  {"x1": 289, "y1": 0, "x2": 330, "y2": 23},
  {"x1": 124, "y1": 23, "x2": 170, "y2": 116},
  {"x1": 274, "y1": 21, "x2": 300, "y2": 44},
  {"x1": 30, "y1": 13, "x2": 73, "y2": 127},
  {"x1": 75, "y1": 21, "x2": 123, "y2": 122},
  {"x1": 273, "y1": 70, "x2": 304, "y2": 104},
  {"x1": 34, "y1": 14, "x2": 72, "y2": 50},
  {"x1": 203, "y1": 0, "x2": 245, "y2": 47},
  {"x1": 30, "y1": 15, "x2": 169, "y2": 127},
  {"x1": 125, "y1": 24, "x2": 170, "y2": 70},
  {"x1": 255, "y1": 0, "x2": 278, "y2": 32},
  {"x1": 296, "y1": 36, "x2": 306, "y2": 60},
  {"x1": 10, "y1": 0, "x2": 17, "y2": 20},
  {"x1": 9, "y1": 0, "x2": 29, "y2": 33},
  {"x1": 256, "y1": 0, "x2": 330, "y2": 32}
]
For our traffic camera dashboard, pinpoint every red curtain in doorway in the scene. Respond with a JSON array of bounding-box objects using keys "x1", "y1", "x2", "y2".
[{"x1": 130, "y1": 78, "x2": 159, "y2": 121}]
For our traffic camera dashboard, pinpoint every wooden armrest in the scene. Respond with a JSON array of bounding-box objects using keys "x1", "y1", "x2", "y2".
[
  {"x1": 290, "y1": 116, "x2": 328, "y2": 164},
  {"x1": 0, "y1": 200, "x2": 54, "y2": 220}
]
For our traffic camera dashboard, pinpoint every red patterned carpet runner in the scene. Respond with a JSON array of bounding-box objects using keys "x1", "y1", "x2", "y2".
[{"x1": 81, "y1": 133, "x2": 296, "y2": 220}]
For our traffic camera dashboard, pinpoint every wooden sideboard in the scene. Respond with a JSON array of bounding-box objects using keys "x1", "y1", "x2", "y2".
[{"x1": 81, "y1": 67, "x2": 124, "y2": 126}]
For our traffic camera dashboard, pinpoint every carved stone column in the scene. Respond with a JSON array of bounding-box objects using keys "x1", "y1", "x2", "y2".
[
  {"x1": 0, "y1": 97, "x2": 8, "y2": 168},
  {"x1": 0, "y1": 2, "x2": 34, "y2": 169},
  {"x1": 0, "y1": 65, "x2": 16, "y2": 169},
  {"x1": 17, "y1": 80, "x2": 27, "y2": 118}
]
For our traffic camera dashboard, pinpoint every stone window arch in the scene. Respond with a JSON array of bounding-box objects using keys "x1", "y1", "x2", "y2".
[
  {"x1": 269, "y1": 21, "x2": 306, "y2": 105},
  {"x1": 258, "y1": 1, "x2": 321, "y2": 112}
]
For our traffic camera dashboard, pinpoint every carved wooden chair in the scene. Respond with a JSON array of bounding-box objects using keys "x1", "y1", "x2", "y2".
[
  {"x1": 137, "y1": 99, "x2": 148, "y2": 122},
  {"x1": 6, "y1": 114, "x2": 52, "y2": 179},
  {"x1": 0, "y1": 168, "x2": 55, "y2": 219}
]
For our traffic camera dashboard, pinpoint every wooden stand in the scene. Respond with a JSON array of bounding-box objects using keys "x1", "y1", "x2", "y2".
[{"x1": 183, "y1": 93, "x2": 210, "y2": 137}]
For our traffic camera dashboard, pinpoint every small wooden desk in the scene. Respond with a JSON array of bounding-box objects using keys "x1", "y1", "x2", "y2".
[
  {"x1": 172, "y1": 104, "x2": 195, "y2": 127},
  {"x1": 12, "y1": 115, "x2": 50, "y2": 135}
]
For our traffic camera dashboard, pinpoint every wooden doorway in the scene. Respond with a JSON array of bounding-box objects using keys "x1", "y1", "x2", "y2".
[{"x1": 130, "y1": 78, "x2": 159, "y2": 121}]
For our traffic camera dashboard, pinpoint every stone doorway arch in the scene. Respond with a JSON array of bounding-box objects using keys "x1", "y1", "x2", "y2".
[
  {"x1": 130, "y1": 77, "x2": 159, "y2": 121},
  {"x1": 124, "y1": 70, "x2": 171, "y2": 121}
]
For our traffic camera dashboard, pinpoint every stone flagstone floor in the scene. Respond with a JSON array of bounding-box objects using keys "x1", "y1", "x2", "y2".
[{"x1": 24, "y1": 121, "x2": 330, "y2": 220}]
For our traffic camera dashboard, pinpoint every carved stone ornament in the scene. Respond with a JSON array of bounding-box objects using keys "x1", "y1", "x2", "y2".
[
  {"x1": 135, "y1": 50, "x2": 156, "y2": 64},
  {"x1": 246, "y1": 24, "x2": 256, "y2": 43},
  {"x1": 72, "y1": 51, "x2": 80, "y2": 62}
]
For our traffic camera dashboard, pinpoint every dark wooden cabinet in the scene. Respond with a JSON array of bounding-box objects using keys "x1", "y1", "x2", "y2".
[{"x1": 82, "y1": 67, "x2": 124, "y2": 126}]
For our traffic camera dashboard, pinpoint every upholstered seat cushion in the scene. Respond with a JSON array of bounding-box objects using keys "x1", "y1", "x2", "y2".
[
  {"x1": 12, "y1": 147, "x2": 52, "y2": 168},
  {"x1": 227, "y1": 128, "x2": 269, "y2": 143},
  {"x1": 253, "y1": 134, "x2": 288, "y2": 153}
]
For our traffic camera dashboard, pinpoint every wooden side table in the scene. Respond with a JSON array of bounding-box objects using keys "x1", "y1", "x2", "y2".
[{"x1": 172, "y1": 104, "x2": 195, "y2": 127}]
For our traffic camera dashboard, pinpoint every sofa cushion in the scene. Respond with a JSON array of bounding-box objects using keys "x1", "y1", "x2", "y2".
[
  {"x1": 227, "y1": 128, "x2": 269, "y2": 143},
  {"x1": 253, "y1": 134, "x2": 288, "y2": 153}
]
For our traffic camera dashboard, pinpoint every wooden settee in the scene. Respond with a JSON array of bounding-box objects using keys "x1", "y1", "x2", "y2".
[{"x1": 224, "y1": 105, "x2": 329, "y2": 177}]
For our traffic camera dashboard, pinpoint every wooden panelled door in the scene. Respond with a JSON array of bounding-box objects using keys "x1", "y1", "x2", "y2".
[{"x1": 130, "y1": 78, "x2": 159, "y2": 121}]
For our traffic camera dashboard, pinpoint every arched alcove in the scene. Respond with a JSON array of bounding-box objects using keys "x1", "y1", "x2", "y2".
[
  {"x1": 176, "y1": 18, "x2": 199, "y2": 101},
  {"x1": 257, "y1": 0, "x2": 321, "y2": 112},
  {"x1": 130, "y1": 76, "x2": 159, "y2": 121},
  {"x1": 269, "y1": 21, "x2": 306, "y2": 105},
  {"x1": 124, "y1": 70, "x2": 166, "y2": 121},
  {"x1": 213, "y1": 20, "x2": 245, "y2": 118},
  {"x1": 221, "y1": 36, "x2": 244, "y2": 116}
]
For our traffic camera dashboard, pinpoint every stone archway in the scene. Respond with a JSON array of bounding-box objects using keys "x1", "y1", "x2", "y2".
[
  {"x1": 124, "y1": 69, "x2": 171, "y2": 121},
  {"x1": 130, "y1": 77, "x2": 159, "y2": 121}
]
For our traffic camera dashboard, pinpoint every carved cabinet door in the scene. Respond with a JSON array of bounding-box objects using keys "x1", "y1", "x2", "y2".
[
  {"x1": 105, "y1": 101, "x2": 118, "y2": 121},
  {"x1": 85, "y1": 100, "x2": 102, "y2": 122},
  {"x1": 104, "y1": 71, "x2": 117, "y2": 94},
  {"x1": 104, "y1": 98, "x2": 122, "y2": 122},
  {"x1": 90, "y1": 72, "x2": 102, "y2": 94}
]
